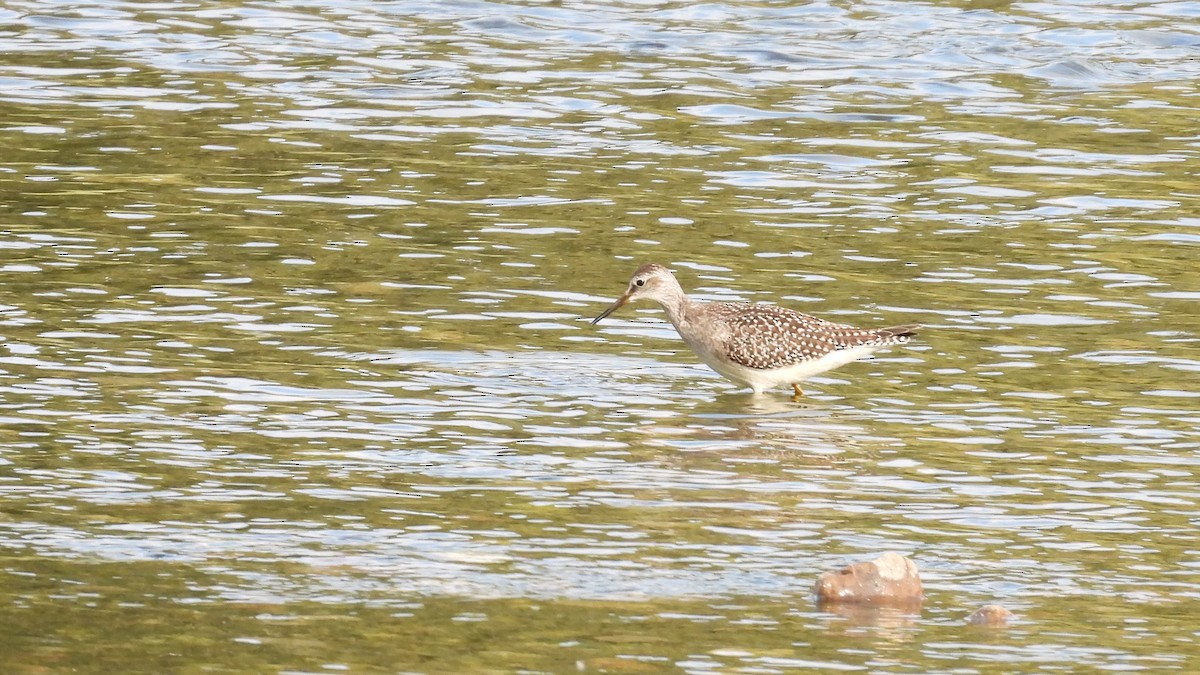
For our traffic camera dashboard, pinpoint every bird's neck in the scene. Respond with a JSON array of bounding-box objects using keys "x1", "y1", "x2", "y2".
[{"x1": 657, "y1": 292, "x2": 694, "y2": 330}]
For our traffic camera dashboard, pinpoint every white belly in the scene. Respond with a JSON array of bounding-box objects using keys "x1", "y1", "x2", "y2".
[{"x1": 692, "y1": 343, "x2": 886, "y2": 395}]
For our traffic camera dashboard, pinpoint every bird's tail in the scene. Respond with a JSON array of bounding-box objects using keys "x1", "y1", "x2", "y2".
[{"x1": 876, "y1": 324, "x2": 920, "y2": 341}]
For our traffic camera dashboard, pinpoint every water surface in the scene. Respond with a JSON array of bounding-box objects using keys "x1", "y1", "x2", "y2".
[{"x1": 2, "y1": 0, "x2": 1200, "y2": 672}]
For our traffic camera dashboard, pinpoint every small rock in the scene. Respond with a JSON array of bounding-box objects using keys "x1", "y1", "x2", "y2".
[
  {"x1": 967, "y1": 604, "x2": 1015, "y2": 626},
  {"x1": 814, "y1": 552, "x2": 923, "y2": 607}
]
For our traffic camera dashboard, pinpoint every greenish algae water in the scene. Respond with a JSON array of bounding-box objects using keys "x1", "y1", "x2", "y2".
[{"x1": 1, "y1": 0, "x2": 1199, "y2": 672}]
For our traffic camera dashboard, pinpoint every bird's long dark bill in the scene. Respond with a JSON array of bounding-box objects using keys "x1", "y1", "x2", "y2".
[{"x1": 591, "y1": 294, "x2": 629, "y2": 325}]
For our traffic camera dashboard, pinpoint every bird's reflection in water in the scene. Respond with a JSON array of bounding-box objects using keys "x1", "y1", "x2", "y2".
[{"x1": 631, "y1": 391, "x2": 888, "y2": 463}]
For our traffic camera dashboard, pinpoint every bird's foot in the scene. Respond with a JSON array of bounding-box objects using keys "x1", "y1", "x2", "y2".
[{"x1": 791, "y1": 383, "x2": 805, "y2": 399}]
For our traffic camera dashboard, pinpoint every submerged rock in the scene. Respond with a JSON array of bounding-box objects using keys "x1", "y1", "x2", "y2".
[
  {"x1": 814, "y1": 552, "x2": 923, "y2": 607},
  {"x1": 967, "y1": 604, "x2": 1015, "y2": 626}
]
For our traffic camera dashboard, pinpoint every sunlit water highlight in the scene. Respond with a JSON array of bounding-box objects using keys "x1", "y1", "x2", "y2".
[{"x1": 2, "y1": 0, "x2": 1200, "y2": 672}]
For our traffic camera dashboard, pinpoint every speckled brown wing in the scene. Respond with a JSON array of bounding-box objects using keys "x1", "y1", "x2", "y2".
[{"x1": 720, "y1": 304, "x2": 906, "y2": 371}]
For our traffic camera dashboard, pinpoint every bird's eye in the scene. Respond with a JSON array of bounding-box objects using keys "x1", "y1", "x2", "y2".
[{"x1": 635, "y1": 279, "x2": 645, "y2": 287}]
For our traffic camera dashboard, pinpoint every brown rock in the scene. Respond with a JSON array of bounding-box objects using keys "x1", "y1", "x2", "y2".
[
  {"x1": 967, "y1": 604, "x2": 1015, "y2": 626},
  {"x1": 814, "y1": 552, "x2": 923, "y2": 607}
]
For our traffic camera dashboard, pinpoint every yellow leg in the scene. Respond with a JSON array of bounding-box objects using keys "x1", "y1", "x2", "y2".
[{"x1": 792, "y1": 383, "x2": 805, "y2": 398}]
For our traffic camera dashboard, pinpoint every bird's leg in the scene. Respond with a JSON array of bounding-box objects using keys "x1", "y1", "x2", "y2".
[{"x1": 791, "y1": 383, "x2": 805, "y2": 399}]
